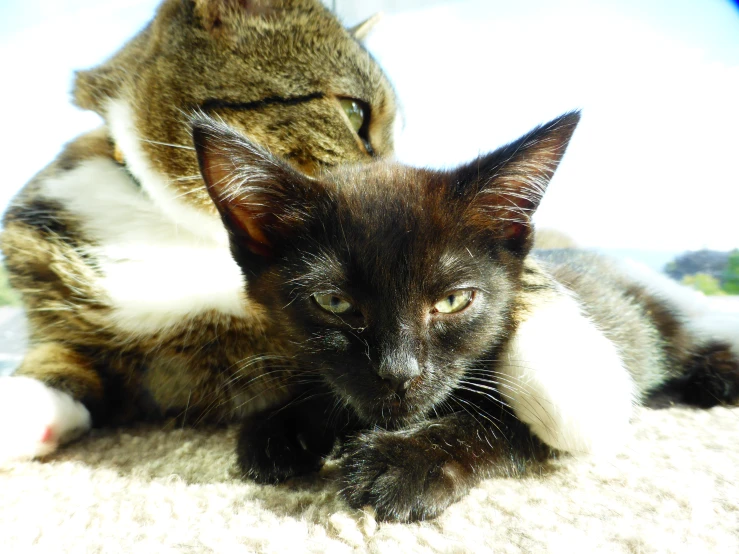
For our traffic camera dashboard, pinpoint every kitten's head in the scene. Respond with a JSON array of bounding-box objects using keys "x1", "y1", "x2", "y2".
[
  {"x1": 74, "y1": 0, "x2": 395, "y2": 217},
  {"x1": 193, "y1": 112, "x2": 579, "y2": 427}
]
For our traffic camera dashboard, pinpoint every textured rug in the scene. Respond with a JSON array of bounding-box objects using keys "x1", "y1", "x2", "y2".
[{"x1": 1, "y1": 403, "x2": 737, "y2": 553}]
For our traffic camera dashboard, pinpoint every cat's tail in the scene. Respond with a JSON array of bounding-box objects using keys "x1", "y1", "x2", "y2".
[
  {"x1": 674, "y1": 307, "x2": 739, "y2": 406},
  {"x1": 621, "y1": 258, "x2": 739, "y2": 406},
  {"x1": 676, "y1": 339, "x2": 739, "y2": 407}
]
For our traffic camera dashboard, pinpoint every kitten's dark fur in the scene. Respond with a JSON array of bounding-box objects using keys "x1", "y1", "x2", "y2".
[{"x1": 192, "y1": 112, "x2": 739, "y2": 522}]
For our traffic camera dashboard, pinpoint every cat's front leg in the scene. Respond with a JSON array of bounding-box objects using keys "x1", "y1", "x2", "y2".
[
  {"x1": 341, "y1": 410, "x2": 547, "y2": 522},
  {"x1": 0, "y1": 343, "x2": 97, "y2": 464},
  {"x1": 237, "y1": 388, "x2": 352, "y2": 484}
]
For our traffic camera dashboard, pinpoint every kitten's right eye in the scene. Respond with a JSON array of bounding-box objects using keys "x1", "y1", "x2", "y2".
[
  {"x1": 313, "y1": 293, "x2": 354, "y2": 314},
  {"x1": 432, "y1": 290, "x2": 475, "y2": 314}
]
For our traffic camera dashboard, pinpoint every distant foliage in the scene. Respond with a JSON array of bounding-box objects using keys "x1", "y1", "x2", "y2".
[
  {"x1": 681, "y1": 273, "x2": 726, "y2": 296},
  {"x1": 0, "y1": 263, "x2": 20, "y2": 306},
  {"x1": 666, "y1": 248, "x2": 738, "y2": 295},
  {"x1": 664, "y1": 249, "x2": 730, "y2": 283},
  {"x1": 723, "y1": 250, "x2": 739, "y2": 295}
]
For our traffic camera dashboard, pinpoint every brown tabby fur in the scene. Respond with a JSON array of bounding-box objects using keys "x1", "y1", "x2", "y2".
[
  {"x1": 1, "y1": 0, "x2": 396, "y2": 428},
  {"x1": 75, "y1": 0, "x2": 396, "y2": 183}
]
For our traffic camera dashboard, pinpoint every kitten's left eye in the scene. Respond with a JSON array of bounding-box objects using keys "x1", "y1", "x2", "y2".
[
  {"x1": 313, "y1": 293, "x2": 354, "y2": 314},
  {"x1": 432, "y1": 290, "x2": 475, "y2": 314}
]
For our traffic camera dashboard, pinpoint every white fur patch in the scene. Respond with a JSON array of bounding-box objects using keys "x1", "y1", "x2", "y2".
[
  {"x1": 107, "y1": 98, "x2": 227, "y2": 243},
  {"x1": 0, "y1": 376, "x2": 91, "y2": 463},
  {"x1": 498, "y1": 293, "x2": 635, "y2": 456},
  {"x1": 41, "y1": 158, "x2": 248, "y2": 334}
]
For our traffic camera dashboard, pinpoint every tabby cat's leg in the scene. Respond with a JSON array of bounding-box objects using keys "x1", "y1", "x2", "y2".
[
  {"x1": 341, "y1": 409, "x2": 547, "y2": 522},
  {"x1": 0, "y1": 342, "x2": 100, "y2": 462}
]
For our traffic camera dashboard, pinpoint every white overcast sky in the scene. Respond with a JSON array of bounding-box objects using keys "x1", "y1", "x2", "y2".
[{"x1": 1, "y1": 0, "x2": 738, "y2": 252}]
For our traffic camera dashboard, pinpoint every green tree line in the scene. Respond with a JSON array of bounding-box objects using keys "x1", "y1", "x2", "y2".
[{"x1": 681, "y1": 249, "x2": 739, "y2": 296}]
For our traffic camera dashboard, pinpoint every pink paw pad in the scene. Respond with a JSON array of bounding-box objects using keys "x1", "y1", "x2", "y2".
[
  {"x1": 0, "y1": 376, "x2": 92, "y2": 462},
  {"x1": 39, "y1": 426, "x2": 55, "y2": 444}
]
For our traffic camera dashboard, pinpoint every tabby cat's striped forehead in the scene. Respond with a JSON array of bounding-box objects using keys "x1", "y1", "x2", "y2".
[{"x1": 73, "y1": 0, "x2": 397, "y2": 218}]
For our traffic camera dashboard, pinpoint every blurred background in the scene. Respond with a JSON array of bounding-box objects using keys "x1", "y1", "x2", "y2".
[{"x1": 1, "y1": 0, "x2": 738, "y2": 369}]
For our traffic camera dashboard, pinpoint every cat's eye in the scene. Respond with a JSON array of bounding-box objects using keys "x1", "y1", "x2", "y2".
[
  {"x1": 313, "y1": 293, "x2": 354, "y2": 315},
  {"x1": 432, "y1": 290, "x2": 475, "y2": 314},
  {"x1": 338, "y1": 97, "x2": 374, "y2": 155},
  {"x1": 339, "y1": 98, "x2": 366, "y2": 133}
]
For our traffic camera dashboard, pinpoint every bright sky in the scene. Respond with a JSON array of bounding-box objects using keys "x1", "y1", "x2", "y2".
[{"x1": 1, "y1": 0, "x2": 738, "y2": 251}]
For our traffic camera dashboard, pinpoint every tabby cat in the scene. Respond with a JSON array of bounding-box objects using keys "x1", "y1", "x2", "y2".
[
  {"x1": 0, "y1": 0, "x2": 396, "y2": 461},
  {"x1": 192, "y1": 111, "x2": 739, "y2": 522}
]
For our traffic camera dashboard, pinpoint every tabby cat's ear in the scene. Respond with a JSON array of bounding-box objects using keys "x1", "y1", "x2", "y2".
[
  {"x1": 192, "y1": 116, "x2": 318, "y2": 258},
  {"x1": 195, "y1": 0, "x2": 277, "y2": 34},
  {"x1": 453, "y1": 111, "x2": 580, "y2": 246},
  {"x1": 349, "y1": 13, "x2": 383, "y2": 41}
]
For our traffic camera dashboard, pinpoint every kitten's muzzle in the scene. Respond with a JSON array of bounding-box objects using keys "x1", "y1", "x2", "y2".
[{"x1": 377, "y1": 353, "x2": 422, "y2": 394}]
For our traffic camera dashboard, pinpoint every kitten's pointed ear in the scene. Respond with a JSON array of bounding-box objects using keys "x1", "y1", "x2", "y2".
[
  {"x1": 192, "y1": 116, "x2": 316, "y2": 258},
  {"x1": 455, "y1": 111, "x2": 580, "y2": 247},
  {"x1": 349, "y1": 13, "x2": 383, "y2": 41},
  {"x1": 195, "y1": 0, "x2": 277, "y2": 34}
]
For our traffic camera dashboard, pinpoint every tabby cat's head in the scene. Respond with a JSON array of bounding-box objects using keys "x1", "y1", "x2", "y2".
[
  {"x1": 193, "y1": 112, "x2": 579, "y2": 427},
  {"x1": 74, "y1": 0, "x2": 396, "y2": 219}
]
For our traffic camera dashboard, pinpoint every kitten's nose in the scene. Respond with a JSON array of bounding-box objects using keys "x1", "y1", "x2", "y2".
[{"x1": 378, "y1": 354, "x2": 421, "y2": 393}]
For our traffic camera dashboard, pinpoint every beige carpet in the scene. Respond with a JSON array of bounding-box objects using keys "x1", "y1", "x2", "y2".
[{"x1": 1, "y1": 404, "x2": 738, "y2": 553}]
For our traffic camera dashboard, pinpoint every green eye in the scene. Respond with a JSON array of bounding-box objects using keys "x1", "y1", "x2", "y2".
[
  {"x1": 433, "y1": 290, "x2": 475, "y2": 314},
  {"x1": 313, "y1": 293, "x2": 354, "y2": 314},
  {"x1": 339, "y1": 98, "x2": 366, "y2": 133}
]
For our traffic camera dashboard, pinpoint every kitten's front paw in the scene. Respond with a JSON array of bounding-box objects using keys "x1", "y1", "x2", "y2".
[
  {"x1": 341, "y1": 429, "x2": 468, "y2": 522},
  {"x1": 237, "y1": 406, "x2": 335, "y2": 484},
  {"x1": 0, "y1": 376, "x2": 91, "y2": 464}
]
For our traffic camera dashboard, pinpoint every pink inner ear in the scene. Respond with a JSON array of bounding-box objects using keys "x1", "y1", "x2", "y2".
[
  {"x1": 503, "y1": 222, "x2": 526, "y2": 241},
  {"x1": 229, "y1": 205, "x2": 275, "y2": 257},
  {"x1": 472, "y1": 189, "x2": 535, "y2": 243},
  {"x1": 232, "y1": 206, "x2": 269, "y2": 246}
]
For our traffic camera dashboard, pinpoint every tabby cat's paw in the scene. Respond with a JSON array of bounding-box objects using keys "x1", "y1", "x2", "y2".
[
  {"x1": 341, "y1": 429, "x2": 467, "y2": 522},
  {"x1": 0, "y1": 376, "x2": 91, "y2": 464},
  {"x1": 236, "y1": 410, "x2": 334, "y2": 484}
]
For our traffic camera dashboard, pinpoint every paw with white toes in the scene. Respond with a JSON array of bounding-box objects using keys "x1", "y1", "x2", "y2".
[{"x1": 0, "y1": 376, "x2": 91, "y2": 463}]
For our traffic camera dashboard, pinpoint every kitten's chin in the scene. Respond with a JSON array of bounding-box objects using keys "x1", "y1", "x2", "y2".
[
  {"x1": 349, "y1": 395, "x2": 428, "y2": 430},
  {"x1": 326, "y1": 373, "x2": 442, "y2": 428}
]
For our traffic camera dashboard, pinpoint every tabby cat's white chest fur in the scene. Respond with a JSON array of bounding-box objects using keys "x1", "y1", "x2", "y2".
[{"x1": 40, "y1": 155, "x2": 247, "y2": 335}]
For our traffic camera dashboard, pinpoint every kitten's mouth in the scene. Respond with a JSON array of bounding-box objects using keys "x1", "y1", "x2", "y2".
[
  {"x1": 330, "y1": 375, "x2": 430, "y2": 427},
  {"x1": 360, "y1": 392, "x2": 427, "y2": 428}
]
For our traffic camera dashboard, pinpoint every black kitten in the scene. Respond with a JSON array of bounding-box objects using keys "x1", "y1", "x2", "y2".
[{"x1": 192, "y1": 113, "x2": 739, "y2": 522}]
